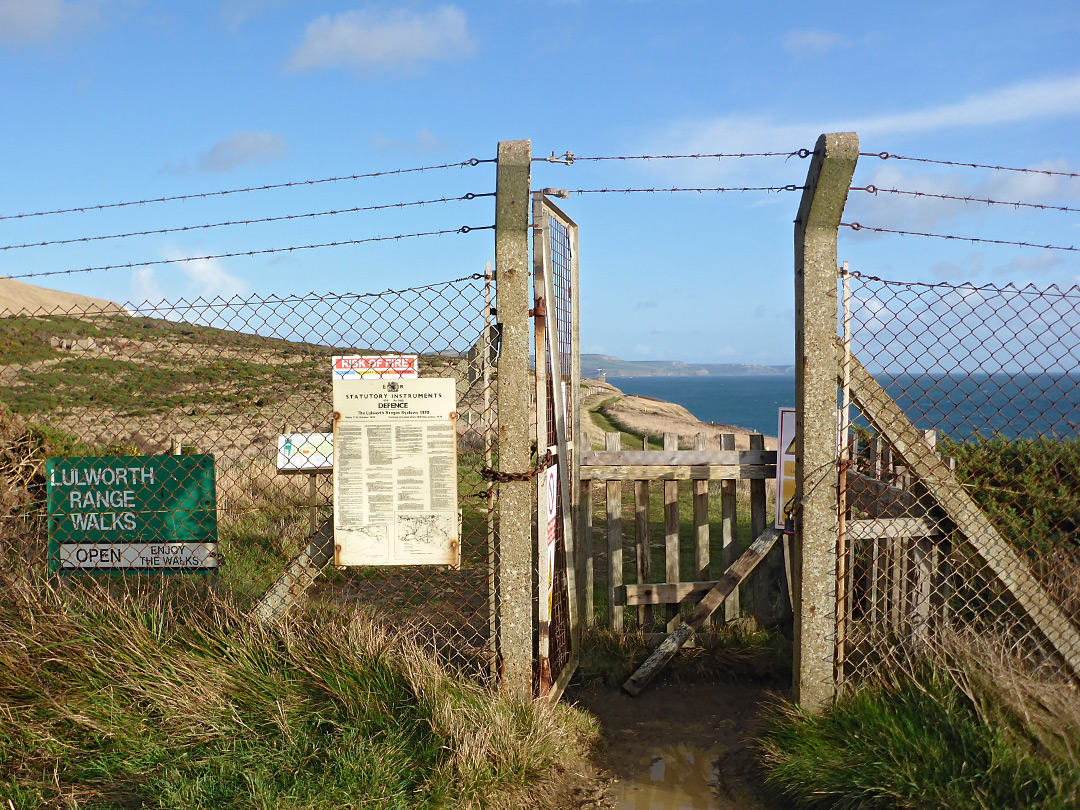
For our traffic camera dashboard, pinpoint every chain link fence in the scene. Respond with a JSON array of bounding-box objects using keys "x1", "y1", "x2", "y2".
[
  {"x1": 837, "y1": 271, "x2": 1080, "y2": 686},
  {"x1": 0, "y1": 275, "x2": 501, "y2": 676}
]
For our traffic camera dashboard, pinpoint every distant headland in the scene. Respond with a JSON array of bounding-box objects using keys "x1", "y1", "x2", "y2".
[{"x1": 582, "y1": 354, "x2": 795, "y2": 378}]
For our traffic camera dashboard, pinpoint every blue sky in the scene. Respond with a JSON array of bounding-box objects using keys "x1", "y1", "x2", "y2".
[{"x1": 1, "y1": 0, "x2": 1078, "y2": 365}]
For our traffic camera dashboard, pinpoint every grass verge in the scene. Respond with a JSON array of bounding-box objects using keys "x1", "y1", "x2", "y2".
[
  {"x1": 0, "y1": 580, "x2": 599, "y2": 810},
  {"x1": 758, "y1": 633, "x2": 1080, "y2": 810}
]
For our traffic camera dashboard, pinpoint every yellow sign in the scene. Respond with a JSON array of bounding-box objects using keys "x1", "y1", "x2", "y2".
[{"x1": 776, "y1": 407, "x2": 796, "y2": 529}]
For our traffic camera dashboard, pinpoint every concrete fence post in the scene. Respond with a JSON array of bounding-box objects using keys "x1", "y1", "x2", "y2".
[
  {"x1": 793, "y1": 132, "x2": 859, "y2": 713},
  {"x1": 494, "y1": 139, "x2": 533, "y2": 695}
]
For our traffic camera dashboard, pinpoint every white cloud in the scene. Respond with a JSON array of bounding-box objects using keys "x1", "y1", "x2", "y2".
[
  {"x1": 219, "y1": 0, "x2": 290, "y2": 28},
  {"x1": 197, "y1": 131, "x2": 287, "y2": 173},
  {"x1": 783, "y1": 29, "x2": 848, "y2": 58},
  {"x1": 991, "y1": 249, "x2": 1065, "y2": 279},
  {"x1": 843, "y1": 155, "x2": 1080, "y2": 232},
  {"x1": 286, "y1": 6, "x2": 474, "y2": 75},
  {"x1": 163, "y1": 131, "x2": 288, "y2": 175},
  {"x1": 163, "y1": 249, "x2": 249, "y2": 298},
  {"x1": 369, "y1": 127, "x2": 442, "y2": 154},
  {"x1": 131, "y1": 267, "x2": 164, "y2": 304},
  {"x1": 661, "y1": 75, "x2": 1080, "y2": 157},
  {"x1": 0, "y1": 0, "x2": 97, "y2": 44}
]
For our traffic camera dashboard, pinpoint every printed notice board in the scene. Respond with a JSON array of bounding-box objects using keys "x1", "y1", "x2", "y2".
[
  {"x1": 47, "y1": 454, "x2": 217, "y2": 573},
  {"x1": 277, "y1": 432, "x2": 333, "y2": 473},
  {"x1": 332, "y1": 367, "x2": 459, "y2": 567}
]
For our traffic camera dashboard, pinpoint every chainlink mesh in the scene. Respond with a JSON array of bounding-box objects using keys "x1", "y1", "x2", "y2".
[
  {"x1": 838, "y1": 272, "x2": 1080, "y2": 687},
  {"x1": 0, "y1": 276, "x2": 500, "y2": 677},
  {"x1": 544, "y1": 208, "x2": 576, "y2": 690}
]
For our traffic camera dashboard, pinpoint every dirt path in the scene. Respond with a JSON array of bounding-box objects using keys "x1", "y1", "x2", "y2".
[{"x1": 563, "y1": 680, "x2": 786, "y2": 809}]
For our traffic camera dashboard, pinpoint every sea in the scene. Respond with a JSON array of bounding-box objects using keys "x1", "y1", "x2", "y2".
[{"x1": 611, "y1": 373, "x2": 1080, "y2": 442}]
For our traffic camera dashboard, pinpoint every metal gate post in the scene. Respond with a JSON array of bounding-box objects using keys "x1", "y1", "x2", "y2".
[
  {"x1": 495, "y1": 139, "x2": 533, "y2": 695},
  {"x1": 793, "y1": 132, "x2": 859, "y2": 713}
]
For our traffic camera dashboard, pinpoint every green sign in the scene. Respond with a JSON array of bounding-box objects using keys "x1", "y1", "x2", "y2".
[{"x1": 47, "y1": 454, "x2": 217, "y2": 574}]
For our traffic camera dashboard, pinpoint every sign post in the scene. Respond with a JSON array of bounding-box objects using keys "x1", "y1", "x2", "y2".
[{"x1": 47, "y1": 454, "x2": 217, "y2": 573}]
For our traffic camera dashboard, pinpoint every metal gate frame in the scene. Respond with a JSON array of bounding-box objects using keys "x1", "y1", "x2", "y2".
[{"x1": 532, "y1": 191, "x2": 582, "y2": 701}]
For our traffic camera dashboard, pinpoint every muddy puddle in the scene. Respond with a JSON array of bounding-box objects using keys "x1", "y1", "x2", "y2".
[
  {"x1": 612, "y1": 742, "x2": 740, "y2": 809},
  {"x1": 568, "y1": 682, "x2": 778, "y2": 810}
]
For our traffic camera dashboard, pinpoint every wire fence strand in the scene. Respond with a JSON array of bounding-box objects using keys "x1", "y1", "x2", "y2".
[
  {"x1": 0, "y1": 194, "x2": 494, "y2": 253},
  {"x1": 859, "y1": 151, "x2": 1080, "y2": 179},
  {"x1": 0, "y1": 158, "x2": 494, "y2": 222},
  {"x1": 2, "y1": 226, "x2": 493, "y2": 280},
  {"x1": 841, "y1": 221, "x2": 1078, "y2": 253},
  {"x1": 851, "y1": 185, "x2": 1080, "y2": 215}
]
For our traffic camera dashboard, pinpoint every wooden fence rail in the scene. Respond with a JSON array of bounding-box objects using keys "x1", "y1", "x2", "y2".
[{"x1": 580, "y1": 431, "x2": 786, "y2": 633}]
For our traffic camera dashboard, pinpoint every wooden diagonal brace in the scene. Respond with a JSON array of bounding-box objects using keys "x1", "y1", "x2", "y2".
[{"x1": 622, "y1": 527, "x2": 781, "y2": 696}]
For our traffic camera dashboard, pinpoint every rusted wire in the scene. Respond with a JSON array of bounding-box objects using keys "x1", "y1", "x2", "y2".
[
  {"x1": 0, "y1": 158, "x2": 494, "y2": 222},
  {"x1": 0, "y1": 194, "x2": 494, "y2": 252},
  {"x1": 851, "y1": 185, "x2": 1080, "y2": 215},
  {"x1": 567, "y1": 185, "x2": 802, "y2": 195},
  {"x1": 122, "y1": 273, "x2": 486, "y2": 315},
  {"x1": 841, "y1": 221, "x2": 1078, "y2": 253},
  {"x1": 3, "y1": 226, "x2": 493, "y2": 280},
  {"x1": 479, "y1": 451, "x2": 554, "y2": 483},
  {"x1": 538, "y1": 149, "x2": 811, "y2": 164},
  {"x1": 860, "y1": 151, "x2": 1080, "y2": 179},
  {"x1": 841, "y1": 267, "x2": 1080, "y2": 300}
]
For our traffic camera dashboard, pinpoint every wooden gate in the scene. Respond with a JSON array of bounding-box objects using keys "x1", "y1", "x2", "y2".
[{"x1": 580, "y1": 431, "x2": 788, "y2": 637}]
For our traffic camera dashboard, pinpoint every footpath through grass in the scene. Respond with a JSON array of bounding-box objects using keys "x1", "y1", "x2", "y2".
[{"x1": 0, "y1": 580, "x2": 598, "y2": 810}]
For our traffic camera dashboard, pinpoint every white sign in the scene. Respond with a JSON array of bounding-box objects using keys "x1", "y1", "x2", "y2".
[
  {"x1": 57, "y1": 542, "x2": 217, "y2": 570},
  {"x1": 332, "y1": 375, "x2": 459, "y2": 566},
  {"x1": 545, "y1": 462, "x2": 558, "y2": 617},
  {"x1": 776, "y1": 407, "x2": 797, "y2": 530},
  {"x1": 277, "y1": 433, "x2": 333, "y2": 473},
  {"x1": 332, "y1": 354, "x2": 418, "y2": 380}
]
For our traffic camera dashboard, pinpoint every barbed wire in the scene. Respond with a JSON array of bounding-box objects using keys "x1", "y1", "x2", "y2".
[
  {"x1": 567, "y1": 185, "x2": 802, "y2": 195},
  {"x1": 860, "y1": 152, "x2": 1080, "y2": 179},
  {"x1": 122, "y1": 273, "x2": 487, "y2": 315},
  {"x1": 841, "y1": 267, "x2": 1080, "y2": 301},
  {"x1": 538, "y1": 149, "x2": 811, "y2": 164},
  {"x1": 2, "y1": 226, "x2": 492, "y2": 281},
  {"x1": 0, "y1": 159, "x2": 494, "y2": 222},
  {"x1": 852, "y1": 185, "x2": 1080, "y2": 214},
  {"x1": 840, "y1": 222, "x2": 1078, "y2": 253},
  {"x1": 0, "y1": 194, "x2": 493, "y2": 252}
]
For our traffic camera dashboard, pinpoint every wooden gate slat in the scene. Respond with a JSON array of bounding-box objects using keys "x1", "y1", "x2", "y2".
[{"x1": 623, "y1": 528, "x2": 781, "y2": 696}]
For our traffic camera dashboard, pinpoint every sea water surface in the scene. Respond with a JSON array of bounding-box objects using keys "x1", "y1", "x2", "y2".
[
  {"x1": 611, "y1": 373, "x2": 1080, "y2": 441},
  {"x1": 612, "y1": 376, "x2": 794, "y2": 437}
]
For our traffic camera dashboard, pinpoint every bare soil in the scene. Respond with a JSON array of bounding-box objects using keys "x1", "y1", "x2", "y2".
[
  {"x1": 0, "y1": 277, "x2": 125, "y2": 317},
  {"x1": 552, "y1": 679, "x2": 786, "y2": 810}
]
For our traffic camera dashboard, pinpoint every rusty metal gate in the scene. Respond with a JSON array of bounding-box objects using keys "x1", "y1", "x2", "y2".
[{"x1": 532, "y1": 192, "x2": 581, "y2": 700}]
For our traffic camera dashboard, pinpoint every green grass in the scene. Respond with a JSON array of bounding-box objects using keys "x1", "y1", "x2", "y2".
[
  {"x1": 759, "y1": 636, "x2": 1080, "y2": 810},
  {"x1": 574, "y1": 621, "x2": 789, "y2": 688},
  {"x1": 0, "y1": 582, "x2": 599, "y2": 810},
  {"x1": 941, "y1": 434, "x2": 1080, "y2": 558},
  {"x1": 587, "y1": 396, "x2": 662, "y2": 450}
]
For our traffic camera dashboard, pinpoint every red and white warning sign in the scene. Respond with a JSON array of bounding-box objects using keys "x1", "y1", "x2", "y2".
[
  {"x1": 545, "y1": 462, "x2": 559, "y2": 617},
  {"x1": 332, "y1": 355, "x2": 418, "y2": 380}
]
